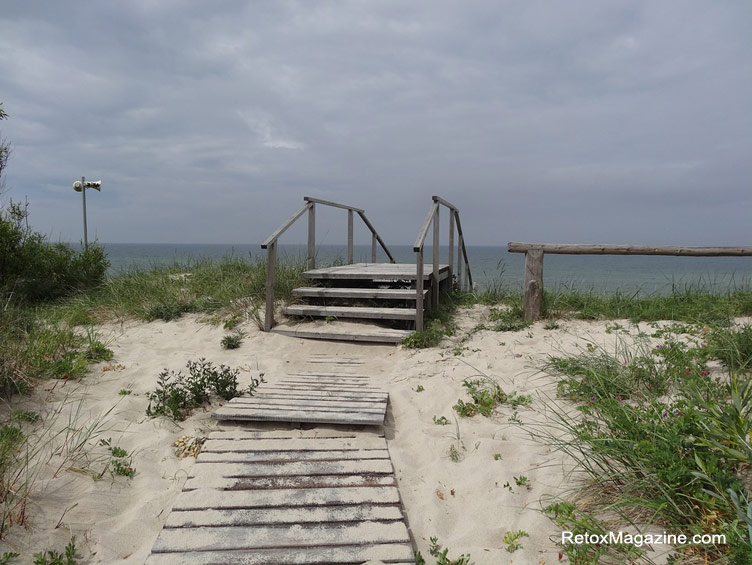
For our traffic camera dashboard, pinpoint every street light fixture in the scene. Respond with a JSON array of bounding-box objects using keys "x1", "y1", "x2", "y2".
[{"x1": 72, "y1": 176, "x2": 101, "y2": 249}]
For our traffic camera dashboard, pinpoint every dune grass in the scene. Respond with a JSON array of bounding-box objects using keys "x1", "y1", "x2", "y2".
[{"x1": 539, "y1": 324, "x2": 752, "y2": 564}]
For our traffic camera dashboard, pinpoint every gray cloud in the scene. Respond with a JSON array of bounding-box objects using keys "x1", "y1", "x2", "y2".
[{"x1": 0, "y1": 0, "x2": 750, "y2": 246}]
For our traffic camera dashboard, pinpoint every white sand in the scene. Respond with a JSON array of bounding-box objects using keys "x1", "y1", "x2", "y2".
[{"x1": 0, "y1": 309, "x2": 668, "y2": 564}]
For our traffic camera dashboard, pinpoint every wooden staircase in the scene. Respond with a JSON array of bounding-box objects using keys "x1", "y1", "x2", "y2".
[
  {"x1": 262, "y1": 196, "x2": 471, "y2": 344},
  {"x1": 273, "y1": 263, "x2": 449, "y2": 343}
]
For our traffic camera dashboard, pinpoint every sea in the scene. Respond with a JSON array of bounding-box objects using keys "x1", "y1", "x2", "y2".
[{"x1": 101, "y1": 243, "x2": 752, "y2": 296}]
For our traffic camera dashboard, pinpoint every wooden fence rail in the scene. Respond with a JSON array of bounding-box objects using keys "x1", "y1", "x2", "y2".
[{"x1": 508, "y1": 242, "x2": 752, "y2": 321}]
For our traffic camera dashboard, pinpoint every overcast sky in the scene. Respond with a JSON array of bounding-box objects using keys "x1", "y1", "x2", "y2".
[{"x1": 1, "y1": 1, "x2": 750, "y2": 247}]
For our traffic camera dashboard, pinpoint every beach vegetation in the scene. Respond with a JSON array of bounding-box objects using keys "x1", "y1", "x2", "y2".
[
  {"x1": 415, "y1": 536, "x2": 471, "y2": 565},
  {"x1": 502, "y1": 529, "x2": 529, "y2": 553},
  {"x1": 453, "y1": 377, "x2": 531, "y2": 418},
  {"x1": 539, "y1": 325, "x2": 752, "y2": 563},
  {"x1": 146, "y1": 358, "x2": 262, "y2": 421},
  {"x1": 432, "y1": 415, "x2": 449, "y2": 425},
  {"x1": 220, "y1": 330, "x2": 244, "y2": 350},
  {"x1": 32, "y1": 537, "x2": 77, "y2": 565}
]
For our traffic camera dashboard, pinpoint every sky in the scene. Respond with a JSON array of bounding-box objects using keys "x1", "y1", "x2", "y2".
[{"x1": 0, "y1": 1, "x2": 750, "y2": 247}]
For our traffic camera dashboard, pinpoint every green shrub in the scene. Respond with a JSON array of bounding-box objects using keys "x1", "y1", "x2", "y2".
[
  {"x1": 0, "y1": 201, "x2": 109, "y2": 304},
  {"x1": 146, "y1": 359, "x2": 263, "y2": 421}
]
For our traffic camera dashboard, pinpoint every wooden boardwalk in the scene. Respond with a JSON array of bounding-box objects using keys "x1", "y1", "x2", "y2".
[
  {"x1": 146, "y1": 429, "x2": 413, "y2": 564},
  {"x1": 212, "y1": 370, "x2": 389, "y2": 426},
  {"x1": 149, "y1": 356, "x2": 412, "y2": 564}
]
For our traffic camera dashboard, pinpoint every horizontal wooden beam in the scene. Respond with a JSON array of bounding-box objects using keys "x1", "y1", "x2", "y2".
[
  {"x1": 304, "y1": 196, "x2": 364, "y2": 213},
  {"x1": 508, "y1": 242, "x2": 752, "y2": 257},
  {"x1": 432, "y1": 195, "x2": 458, "y2": 211}
]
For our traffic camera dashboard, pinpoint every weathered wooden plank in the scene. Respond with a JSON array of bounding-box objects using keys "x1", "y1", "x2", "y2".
[
  {"x1": 286, "y1": 372, "x2": 372, "y2": 378},
  {"x1": 253, "y1": 386, "x2": 387, "y2": 399},
  {"x1": 261, "y1": 202, "x2": 312, "y2": 249},
  {"x1": 284, "y1": 305, "x2": 417, "y2": 321},
  {"x1": 199, "y1": 437, "x2": 386, "y2": 451},
  {"x1": 303, "y1": 262, "x2": 448, "y2": 281},
  {"x1": 182, "y1": 471, "x2": 395, "y2": 490},
  {"x1": 267, "y1": 384, "x2": 387, "y2": 393},
  {"x1": 277, "y1": 378, "x2": 382, "y2": 387},
  {"x1": 171, "y1": 485, "x2": 401, "y2": 510},
  {"x1": 147, "y1": 542, "x2": 415, "y2": 564},
  {"x1": 238, "y1": 389, "x2": 389, "y2": 404},
  {"x1": 152, "y1": 522, "x2": 410, "y2": 553},
  {"x1": 164, "y1": 503, "x2": 403, "y2": 528},
  {"x1": 195, "y1": 450, "x2": 390, "y2": 463},
  {"x1": 214, "y1": 403, "x2": 386, "y2": 416},
  {"x1": 292, "y1": 287, "x2": 427, "y2": 300},
  {"x1": 189, "y1": 460, "x2": 394, "y2": 480},
  {"x1": 212, "y1": 409, "x2": 385, "y2": 425},
  {"x1": 226, "y1": 397, "x2": 386, "y2": 410},
  {"x1": 508, "y1": 241, "x2": 752, "y2": 256},
  {"x1": 272, "y1": 326, "x2": 413, "y2": 345},
  {"x1": 206, "y1": 430, "x2": 369, "y2": 440}
]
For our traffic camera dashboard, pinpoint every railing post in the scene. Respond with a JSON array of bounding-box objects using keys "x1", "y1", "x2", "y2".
[
  {"x1": 307, "y1": 203, "x2": 315, "y2": 269},
  {"x1": 457, "y1": 231, "x2": 464, "y2": 291},
  {"x1": 448, "y1": 209, "x2": 455, "y2": 285},
  {"x1": 264, "y1": 240, "x2": 277, "y2": 331},
  {"x1": 416, "y1": 248, "x2": 424, "y2": 331},
  {"x1": 432, "y1": 205, "x2": 439, "y2": 310},
  {"x1": 371, "y1": 232, "x2": 377, "y2": 263},
  {"x1": 347, "y1": 209, "x2": 354, "y2": 264},
  {"x1": 523, "y1": 249, "x2": 544, "y2": 321}
]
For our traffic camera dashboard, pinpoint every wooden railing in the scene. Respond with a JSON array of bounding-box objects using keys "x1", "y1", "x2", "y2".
[
  {"x1": 261, "y1": 196, "x2": 395, "y2": 331},
  {"x1": 508, "y1": 242, "x2": 752, "y2": 321},
  {"x1": 413, "y1": 196, "x2": 473, "y2": 331}
]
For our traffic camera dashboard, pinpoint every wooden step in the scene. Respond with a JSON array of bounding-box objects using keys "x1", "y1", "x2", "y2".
[
  {"x1": 292, "y1": 287, "x2": 427, "y2": 300},
  {"x1": 304, "y1": 262, "x2": 449, "y2": 281},
  {"x1": 284, "y1": 305, "x2": 416, "y2": 321},
  {"x1": 271, "y1": 321, "x2": 412, "y2": 344}
]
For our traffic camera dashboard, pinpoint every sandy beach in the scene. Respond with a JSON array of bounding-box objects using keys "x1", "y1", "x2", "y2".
[{"x1": 0, "y1": 305, "x2": 678, "y2": 564}]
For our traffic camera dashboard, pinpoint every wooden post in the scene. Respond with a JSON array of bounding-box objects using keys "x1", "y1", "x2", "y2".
[
  {"x1": 371, "y1": 232, "x2": 377, "y2": 263},
  {"x1": 432, "y1": 205, "x2": 439, "y2": 310},
  {"x1": 523, "y1": 249, "x2": 544, "y2": 321},
  {"x1": 347, "y1": 209, "x2": 354, "y2": 264},
  {"x1": 457, "y1": 232, "x2": 464, "y2": 290},
  {"x1": 307, "y1": 203, "x2": 315, "y2": 269},
  {"x1": 448, "y1": 209, "x2": 455, "y2": 284},
  {"x1": 416, "y1": 248, "x2": 424, "y2": 331},
  {"x1": 264, "y1": 240, "x2": 277, "y2": 331}
]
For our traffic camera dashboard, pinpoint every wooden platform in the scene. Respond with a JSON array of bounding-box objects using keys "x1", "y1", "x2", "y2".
[
  {"x1": 147, "y1": 430, "x2": 413, "y2": 564},
  {"x1": 303, "y1": 262, "x2": 449, "y2": 281},
  {"x1": 212, "y1": 372, "x2": 389, "y2": 426}
]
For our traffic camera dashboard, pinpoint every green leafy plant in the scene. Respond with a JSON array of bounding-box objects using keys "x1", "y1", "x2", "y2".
[
  {"x1": 220, "y1": 330, "x2": 244, "y2": 350},
  {"x1": 415, "y1": 536, "x2": 471, "y2": 565},
  {"x1": 146, "y1": 359, "x2": 262, "y2": 421},
  {"x1": 415, "y1": 384, "x2": 425, "y2": 392},
  {"x1": 502, "y1": 530, "x2": 529, "y2": 553},
  {"x1": 32, "y1": 537, "x2": 77, "y2": 565},
  {"x1": 433, "y1": 415, "x2": 449, "y2": 426}
]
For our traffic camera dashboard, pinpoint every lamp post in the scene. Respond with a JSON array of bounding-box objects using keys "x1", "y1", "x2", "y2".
[{"x1": 72, "y1": 176, "x2": 101, "y2": 249}]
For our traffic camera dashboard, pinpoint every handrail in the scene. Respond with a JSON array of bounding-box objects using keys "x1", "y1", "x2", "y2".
[
  {"x1": 261, "y1": 196, "x2": 396, "y2": 331},
  {"x1": 508, "y1": 241, "x2": 752, "y2": 321},
  {"x1": 261, "y1": 202, "x2": 312, "y2": 249},
  {"x1": 303, "y1": 196, "x2": 364, "y2": 213},
  {"x1": 413, "y1": 196, "x2": 473, "y2": 331},
  {"x1": 413, "y1": 202, "x2": 439, "y2": 251}
]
